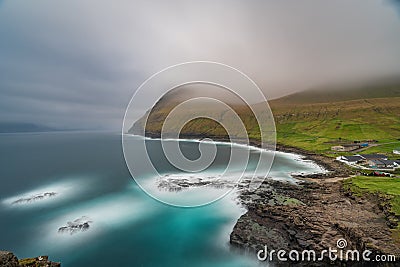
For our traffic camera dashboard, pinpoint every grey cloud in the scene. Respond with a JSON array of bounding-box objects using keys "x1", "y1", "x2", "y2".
[{"x1": 1, "y1": 0, "x2": 400, "y2": 130}]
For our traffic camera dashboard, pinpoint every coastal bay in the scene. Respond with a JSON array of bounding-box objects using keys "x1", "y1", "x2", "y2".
[
  {"x1": 0, "y1": 132, "x2": 326, "y2": 267},
  {"x1": 143, "y1": 132, "x2": 400, "y2": 265}
]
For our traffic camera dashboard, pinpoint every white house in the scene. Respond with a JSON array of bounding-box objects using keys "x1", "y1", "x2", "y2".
[
  {"x1": 337, "y1": 155, "x2": 363, "y2": 164},
  {"x1": 394, "y1": 148, "x2": 400, "y2": 155}
]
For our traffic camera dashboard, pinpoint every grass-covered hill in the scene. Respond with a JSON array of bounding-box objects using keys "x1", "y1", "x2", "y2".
[
  {"x1": 129, "y1": 91, "x2": 263, "y2": 141},
  {"x1": 269, "y1": 96, "x2": 400, "y2": 154},
  {"x1": 129, "y1": 84, "x2": 400, "y2": 156}
]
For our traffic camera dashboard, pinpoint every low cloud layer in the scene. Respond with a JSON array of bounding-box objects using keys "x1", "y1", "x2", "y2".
[{"x1": 1, "y1": 0, "x2": 400, "y2": 130}]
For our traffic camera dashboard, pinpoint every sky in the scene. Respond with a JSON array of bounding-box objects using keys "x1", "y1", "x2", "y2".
[{"x1": 1, "y1": 0, "x2": 400, "y2": 130}]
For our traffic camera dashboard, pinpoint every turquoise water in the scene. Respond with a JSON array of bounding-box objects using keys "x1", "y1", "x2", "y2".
[{"x1": 0, "y1": 132, "x2": 324, "y2": 266}]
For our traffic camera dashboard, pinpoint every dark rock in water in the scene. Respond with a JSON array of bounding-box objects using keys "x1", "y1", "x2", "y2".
[
  {"x1": 0, "y1": 251, "x2": 60, "y2": 267},
  {"x1": 58, "y1": 216, "x2": 92, "y2": 235},
  {"x1": 156, "y1": 175, "x2": 235, "y2": 192},
  {"x1": 11, "y1": 192, "x2": 57, "y2": 205},
  {"x1": 0, "y1": 251, "x2": 19, "y2": 267}
]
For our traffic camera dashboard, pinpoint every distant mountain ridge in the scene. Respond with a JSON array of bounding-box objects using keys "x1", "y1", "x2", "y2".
[
  {"x1": 0, "y1": 122, "x2": 57, "y2": 133},
  {"x1": 270, "y1": 83, "x2": 400, "y2": 105}
]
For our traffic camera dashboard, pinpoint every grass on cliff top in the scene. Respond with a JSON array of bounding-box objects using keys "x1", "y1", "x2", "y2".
[
  {"x1": 270, "y1": 97, "x2": 400, "y2": 156},
  {"x1": 343, "y1": 176, "x2": 400, "y2": 196},
  {"x1": 19, "y1": 257, "x2": 53, "y2": 267},
  {"x1": 19, "y1": 258, "x2": 38, "y2": 266},
  {"x1": 343, "y1": 176, "x2": 400, "y2": 240}
]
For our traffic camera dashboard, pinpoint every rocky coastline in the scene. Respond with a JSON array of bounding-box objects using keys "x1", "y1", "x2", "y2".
[
  {"x1": 229, "y1": 142, "x2": 400, "y2": 266},
  {"x1": 142, "y1": 132, "x2": 399, "y2": 265},
  {"x1": 0, "y1": 251, "x2": 60, "y2": 267},
  {"x1": 231, "y1": 178, "x2": 400, "y2": 266}
]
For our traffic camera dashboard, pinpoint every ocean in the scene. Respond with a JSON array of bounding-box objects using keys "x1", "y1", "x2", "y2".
[{"x1": 0, "y1": 132, "x2": 324, "y2": 266}]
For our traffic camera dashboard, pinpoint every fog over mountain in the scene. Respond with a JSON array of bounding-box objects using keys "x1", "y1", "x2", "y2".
[{"x1": 1, "y1": 0, "x2": 400, "y2": 130}]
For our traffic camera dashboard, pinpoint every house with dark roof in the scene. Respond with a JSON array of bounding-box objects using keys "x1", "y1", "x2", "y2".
[
  {"x1": 368, "y1": 159, "x2": 386, "y2": 168},
  {"x1": 381, "y1": 160, "x2": 397, "y2": 168},
  {"x1": 359, "y1": 154, "x2": 388, "y2": 160},
  {"x1": 368, "y1": 159, "x2": 398, "y2": 168}
]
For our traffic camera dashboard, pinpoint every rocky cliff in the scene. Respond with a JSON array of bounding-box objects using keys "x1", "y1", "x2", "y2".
[{"x1": 0, "y1": 251, "x2": 60, "y2": 267}]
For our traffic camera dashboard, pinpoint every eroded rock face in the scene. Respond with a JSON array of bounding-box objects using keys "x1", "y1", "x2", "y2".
[
  {"x1": 0, "y1": 251, "x2": 19, "y2": 267},
  {"x1": 230, "y1": 180, "x2": 400, "y2": 266}
]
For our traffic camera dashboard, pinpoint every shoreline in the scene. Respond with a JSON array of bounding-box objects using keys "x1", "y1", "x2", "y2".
[
  {"x1": 231, "y1": 178, "x2": 400, "y2": 266},
  {"x1": 231, "y1": 142, "x2": 399, "y2": 265},
  {"x1": 133, "y1": 132, "x2": 349, "y2": 178},
  {"x1": 138, "y1": 132, "x2": 399, "y2": 265}
]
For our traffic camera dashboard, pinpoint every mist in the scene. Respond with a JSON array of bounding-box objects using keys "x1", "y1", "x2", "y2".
[{"x1": 1, "y1": 0, "x2": 400, "y2": 130}]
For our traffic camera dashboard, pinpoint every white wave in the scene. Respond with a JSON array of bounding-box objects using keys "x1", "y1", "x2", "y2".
[
  {"x1": 124, "y1": 134, "x2": 270, "y2": 152},
  {"x1": 1, "y1": 177, "x2": 92, "y2": 208},
  {"x1": 125, "y1": 134, "x2": 328, "y2": 174},
  {"x1": 36, "y1": 190, "x2": 153, "y2": 249},
  {"x1": 274, "y1": 151, "x2": 328, "y2": 174}
]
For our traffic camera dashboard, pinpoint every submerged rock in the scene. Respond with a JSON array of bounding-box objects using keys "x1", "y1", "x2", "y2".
[
  {"x1": 156, "y1": 174, "x2": 236, "y2": 192},
  {"x1": 58, "y1": 216, "x2": 92, "y2": 235},
  {"x1": 11, "y1": 192, "x2": 57, "y2": 205}
]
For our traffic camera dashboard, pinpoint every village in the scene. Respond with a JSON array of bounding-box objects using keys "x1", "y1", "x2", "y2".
[{"x1": 334, "y1": 142, "x2": 400, "y2": 171}]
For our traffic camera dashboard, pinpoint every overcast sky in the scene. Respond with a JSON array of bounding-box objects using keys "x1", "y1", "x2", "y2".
[{"x1": 1, "y1": 0, "x2": 400, "y2": 130}]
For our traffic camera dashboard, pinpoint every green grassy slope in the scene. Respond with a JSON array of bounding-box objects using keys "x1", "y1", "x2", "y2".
[
  {"x1": 130, "y1": 97, "x2": 263, "y2": 140},
  {"x1": 270, "y1": 97, "x2": 400, "y2": 155},
  {"x1": 130, "y1": 86, "x2": 400, "y2": 156}
]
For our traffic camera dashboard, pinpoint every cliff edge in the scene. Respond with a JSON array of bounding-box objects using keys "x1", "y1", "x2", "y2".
[{"x1": 0, "y1": 251, "x2": 60, "y2": 267}]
